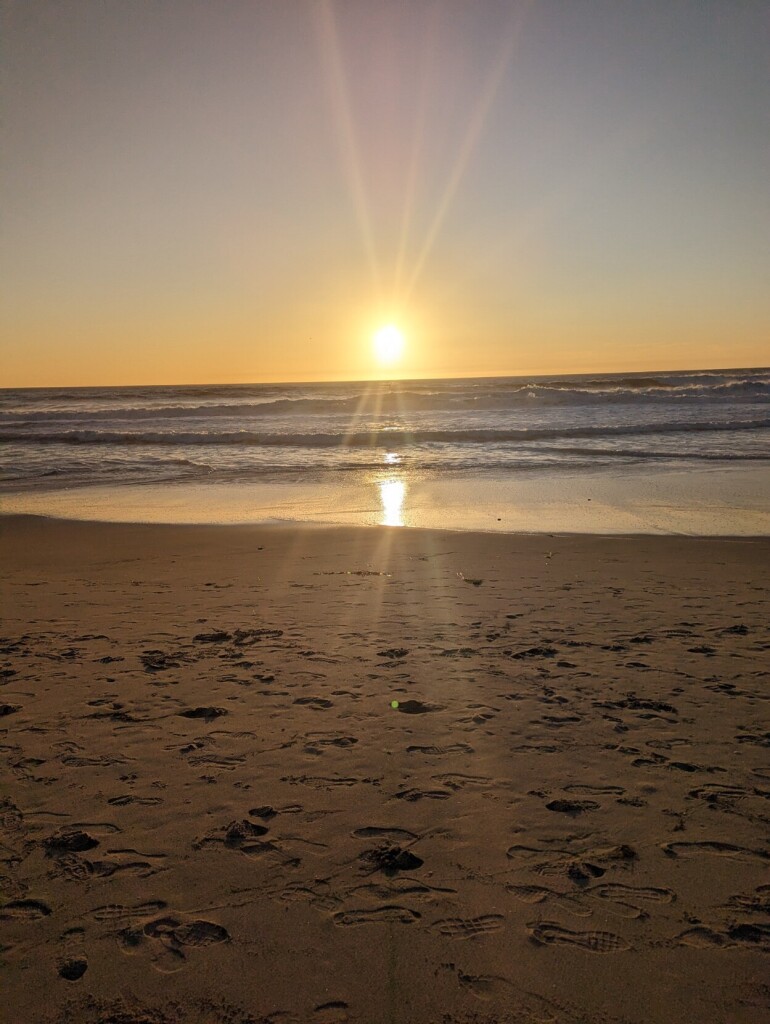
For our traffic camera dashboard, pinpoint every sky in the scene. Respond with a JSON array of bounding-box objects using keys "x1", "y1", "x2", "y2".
[{"x1": 2, "y1": 0, "x2": 768, "y2": 386}]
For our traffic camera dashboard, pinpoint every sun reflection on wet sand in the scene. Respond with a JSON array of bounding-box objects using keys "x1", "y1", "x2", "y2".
[{"x1": 379, "y1": 478, "x2": 406, "y2": 527}]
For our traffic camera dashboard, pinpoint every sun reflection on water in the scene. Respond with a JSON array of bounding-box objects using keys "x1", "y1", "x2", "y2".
[{"x1": 379, "y1": 478, "x2": 406, "y2": 527}]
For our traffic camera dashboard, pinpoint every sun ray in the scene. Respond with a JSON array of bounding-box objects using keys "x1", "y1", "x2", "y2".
[
  {"x1": 403, "y1": 1, "x2": 533, "y2": 302},
  {"x1": 392, "y1": 1, "x2": 441, "y2": 301},
  {"x1": 314, "y1": 0, "x2": 382, "y2": 296},
  {"x1": 340, "y1": 379, "x2": 384, "y2": 453}
]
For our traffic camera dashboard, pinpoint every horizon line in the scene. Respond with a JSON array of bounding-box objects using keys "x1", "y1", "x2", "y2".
[{"x1": 2, "y1": 362, "x2": 767, "y2": 392}]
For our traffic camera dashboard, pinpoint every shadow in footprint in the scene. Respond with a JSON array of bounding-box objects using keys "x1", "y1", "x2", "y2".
[{"x1": 394, "y1": 700, "x2": 443, "y2": 715}]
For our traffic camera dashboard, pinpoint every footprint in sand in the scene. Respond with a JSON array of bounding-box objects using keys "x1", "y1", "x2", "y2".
[
  {"x1": 188, "y1": 753, "x2": 246, "y2": 771},
  {"x1": 431, "y1": 915, "x2": 504, "y2": 939},
  {"x1": 281, "y1": 774, "x2": 375, "y2": 790},
  {"x1": 676, "y1": 923, "x2": 770, "y2": 951},
  {"x1": 510, "y1": 742, "x2": 561, "y2": 754},
  {"x1": 107, "y1": 795, "x2": 163, "y2": 807},
  {"x1": 52, "y1": 849, "x2": 166, "y2": 882},
  {"x1": 545, "y1": 798, "x2": 601, "y2": 816},
  {"x1": 313, "y1": 1001, "x2": 350, "y2": 1024},
  {"x1": 61, "y1": 753, "x2": 129, "y2": 768},
  {"x1": 0, "y1": 898, "x2": 52, "y2": 921},
  {"x1": 394, "y1": 788, "x2": 451, "y2": 802},
  {"x1": 172, "y1": 920, "x2": 231, "y2": 946},
  {"x1": 306, "y1": 735, "x2": 358, "y2": 749},
  {"x1": 458, "y1": 972, "x2": 512, "y2": 1000},
  {"x1": 688, "y1": 784, "x2": 749, "y2": 805},
  {"x1": 90, "y1": 900, "x2": 169, "y2": 925},
  {"x1": 393, "y1": 700, "x2": 444, "y2": 715},
  {"x1": 193, "y1": 630, "x2": 232, "y2": 643},
  {"x1": 120, "y1": 914, "x2": 230, "y2": 973},
  {"x1": 352, "y1": 827, "x2": 418, "y2": 841},
  {"x1": 527, "y1": 921, "x2": 631, "y2": 953},
  {"x1": 586, "y1": 883, "x2": 676, "y2": 917},
  {"x1": 509, "y1": 646, "x2": 556, "y2": 660},
  {"x1": 506, "y1": 843, "x2": 562, "y2": 865},
  {"x1": 662, "y1": 841, "x2": 770, "y2": 863},
  {"x1": 249, "y1": 805, "x2": 278, "y2": 820},
  {"x1": 332, "y1": 906, "x2": 421, "y2": 927},
  {"x1": 280, "y1": 882, "x2": 341, "y2": 912},
  {"x1": 194, "y1": 819, "x2": 270, "y2": 851},
  {"x1": 57, "y1": 926, "x2": 88, "y2": 981},
  {"x1": 506, "y1": 842, "x2": 637, "y2": 882},
  {"x1": 359, "y1": 845, "x2": 423, "y2": 874},
  {"x1": 43, "y1": 829, "x2": 101, "y2": 855},
  {"x1": 507, "y1": 885, "x2": 591, "y2": 918},
  {"x1": 178, "y1": 706, "x2": 228, "y2": 722},
  {"x1": 564, "y1": 784, "x2": 625, "y2": 796},
  {"x1": 541, "y1": 715, "x2": 583, "y2": 728},
  {"x1": 347, "y1": 878, "x2": 456, "y2": 901},
  {"x1": 724, "y1": 885, "x2": 770, "y2": 914},
  {"x1": 406, "y1": 743, "x2": 474, "y2": 756},
  {"x1": 141, "y1": 650, "x2": 184, "y2": 672},
  {"x1": 460, "y1": 704, "x2": 499, "y2": 725},
  {"x1": 432, "y1": 773, "x2": 491, "y2": 791}
]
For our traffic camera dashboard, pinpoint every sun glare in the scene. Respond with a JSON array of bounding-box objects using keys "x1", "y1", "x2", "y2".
[{"x1": 372, "y1": 324, "x2": 405, "y2": 364}]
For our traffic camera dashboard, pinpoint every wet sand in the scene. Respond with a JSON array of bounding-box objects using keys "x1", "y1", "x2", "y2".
[
  {"x1": 1, "y1": 515, "x2": 768, "y2": 1024},
  {"x1": 2, "y1": 463, "x2": 769, "y2": 535}
]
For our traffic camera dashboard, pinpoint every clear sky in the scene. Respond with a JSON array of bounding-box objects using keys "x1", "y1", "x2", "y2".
[{"x1": 2, "y1": 0, "x2": 768, "y2": 386}]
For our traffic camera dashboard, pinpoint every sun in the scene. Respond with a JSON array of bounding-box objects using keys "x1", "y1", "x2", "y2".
[{"x1": 372, "y1": 324, "x2": 405, "y2": 364}]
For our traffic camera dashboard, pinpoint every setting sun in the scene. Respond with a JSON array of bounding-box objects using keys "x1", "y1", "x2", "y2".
[{"x1": 372, "y1": 324, "x2": 405, "y2": 364}]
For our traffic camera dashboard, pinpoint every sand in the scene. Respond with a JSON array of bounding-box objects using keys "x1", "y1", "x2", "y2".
[{"x1": 1, "y1": 515, "x2": 768, "y2": 1024}]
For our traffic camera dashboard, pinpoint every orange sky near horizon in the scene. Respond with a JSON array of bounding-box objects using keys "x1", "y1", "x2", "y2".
[
  {"x1": 4, "y1": 313, "x2": 767, "y2": 389},
  {"x1": 2, "y1": 2, "x2": 768, "y2": 388}
]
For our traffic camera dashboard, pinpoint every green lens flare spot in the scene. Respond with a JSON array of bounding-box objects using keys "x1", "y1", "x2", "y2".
[{"x1": 390, "y1": 700, "x2": 399, "y2": 709}]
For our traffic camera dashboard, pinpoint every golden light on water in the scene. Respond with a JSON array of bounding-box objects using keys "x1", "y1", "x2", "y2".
[
  {"x1": 373, "y1": 324, "x2": 405, "y2": 365},
  {"x1": 379, "y1": 478, "x2": 406, "y2": 526}
]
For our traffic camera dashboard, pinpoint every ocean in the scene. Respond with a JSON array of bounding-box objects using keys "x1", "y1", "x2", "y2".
[
  {"x1": 1, "y1": 368, "x2": 768, "y2": 532},
  {"x1": 2, "y1": 368, "x2": 769, "y2": 487}
]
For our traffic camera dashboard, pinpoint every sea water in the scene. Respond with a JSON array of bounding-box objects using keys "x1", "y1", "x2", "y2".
[{"x1": 1, "y1": 368, "x2": 768, "y2": 532}]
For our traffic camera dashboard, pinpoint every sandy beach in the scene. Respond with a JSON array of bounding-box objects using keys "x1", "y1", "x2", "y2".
[{"x1": 1, "y1": 515, "x2": 769, "y2": 1024}]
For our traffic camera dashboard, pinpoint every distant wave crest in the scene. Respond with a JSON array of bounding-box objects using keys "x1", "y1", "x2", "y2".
[
  {"x1": 3, "y1": 417, "x2": 768, "y2": 448},
  {"x1": 2, "y1": 369, "x2": 768, "y2": 422}
]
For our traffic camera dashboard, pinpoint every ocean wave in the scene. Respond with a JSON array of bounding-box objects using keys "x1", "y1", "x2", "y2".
[
  {"x1": 2, "y1": 418, "x2": 768, "y2": 448},
  {"x1": 2, "y1": 377, "x2": 769, "y2": 423},
  {"x1": 3, "y1": 447, "x2": 767, "y2": 492}
]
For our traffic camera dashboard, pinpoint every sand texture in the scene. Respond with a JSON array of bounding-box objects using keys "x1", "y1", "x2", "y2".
[{"x1": 1, "y1": 516, "x2": 769, "y2": 1024}]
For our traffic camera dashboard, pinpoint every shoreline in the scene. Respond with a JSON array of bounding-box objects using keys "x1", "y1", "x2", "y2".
[
  {"x1": 2, "y1": 510, "x2": 769, "y2": 543},
  {"x1": 1, "y1": 461, "x2": 768, "y2": 535}
]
